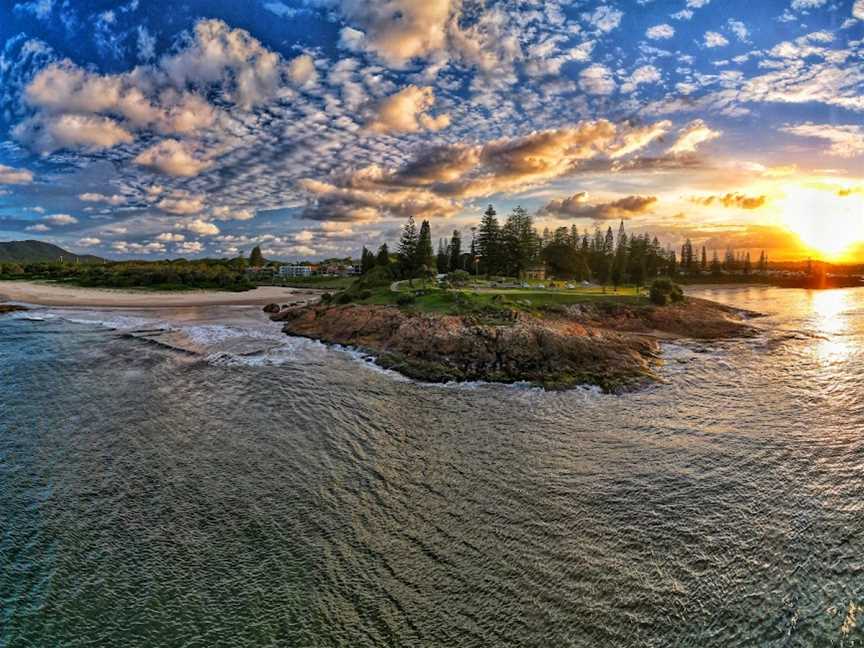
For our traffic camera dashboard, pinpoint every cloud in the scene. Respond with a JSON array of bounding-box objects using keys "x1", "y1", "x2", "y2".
[
  {"x1": 646, "y1": 24, "x2": 675, "y2": 40},
  {"x1": 780, "y1": 123, "x2": 864, "y2": 157},
  {"x1": 77, "y1": 237, "x2": 101, "y2": 247},
  {"x1": 621, "y1": 65, "x2": 661, "y2": 94},
  {"x1": 541, "y1": 193, "x2": 658, "y2": 220},
  {"x1": 327, "y1": 0, "x2": 454, "y2": 68},
  {"x1": 667, "y1": 120, "x2": 721, "y2": 155},
  {"x1": 211, "y1": 206, "x2": 255, "y2": 221},
  {"x1": 177, "y1": 241, "x2": 204, "y2": 254},
  {"x1": 185, "y1": 219, "x2": 220, "y2": 236},
  {"x1": 299, "y1": 120, "x2": 672, "y2": 222},
  {"x1": 579, "y1": 64, "x2": 616, "y2": 96},
  {"x1": 156, "y1": 232, "x2": 185, "y2": 242},
  {"x1": 137, "y1": 26, "x2": 156, "y2": 61},
  {"x1": 45, "y1": 213, "x2": 78, "y2": 225},
  {"x1": 791, "y1": 0, "x2": 827, "y2": 9},
  {"x1": 79, "y1": 192, "x2": 126, "y2": 205},
  {"x1": 287, "y1": 54, "x2": 317, "y2": 86},
  {"x1": 111, "y1": 240, "x2": 166, "y2": 255},
  {"x1": 704, "y1": 31, "x2": 729, "y2": 48},
  {"x1": 727, "y1": 20, "x2": 749, "y2": 42},
  {"x1": 855, "y1": 0, "x2": 864, "y2": 19},
  {"x1": 133, "y1": 139, "x2": 212, "y2": 177},
  {"x1": 366, "y1": 85, "x2": 450, "y2": 133},
  {"x1": 582, "y1": 6, "x2": 623, "y2": 33},
  {"x1": 691, "y1": 193, "x2": 767, "y2": 209},
  {"x1": 14, "y1": 114, "x2": 134, "y2": 153},
  {"x1": 26, "y1": 224, "x2": 50, "y2": 232},
  {"x1": 14, "y1": 0, "x2": 54, "y2": 20},
  {"x1": 0, "y1": 164, "x2": 34, "y2": 185},
  {"x1": 156, "y1": 192, "x2": 205, "y2": 214}
]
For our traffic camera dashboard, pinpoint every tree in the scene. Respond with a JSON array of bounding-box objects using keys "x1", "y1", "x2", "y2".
[
  {"x1": 398, "y1": 216, "x2": 419, "y2": 276},
  {"x1": 701, "y1": 246, "x2": 707, "y2": 272},
  {"x1": 436, "y1": 239, "x2": 449, "y2": 274},
  {"x1": 249, "y1": 245, "x2": 264, "y2": 267},
  {"x1": 477, "y1": 205, "x2": 501, "y2": 275},
  {"x1": 744, "y1": 251, "x2": 752, "y2": 275},
  {"x1": 449, "y1": 229, "x2": 462, "y2": 272},
  {"x1": 376, "y1": 243, "x2": 391, "y2": 267},
  {"x1": 414, "y1": 220, "x2": 435, "y2": 274},
  {"x1": 360, "y1": 247, "x2": 376, "y2": 274},
  {"x1": 711, "y1": 250, "x2": 722, "y2": 276}
]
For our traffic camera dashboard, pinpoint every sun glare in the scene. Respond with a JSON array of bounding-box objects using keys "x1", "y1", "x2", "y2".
[{"x1": 781, "y1": 187, "x2": 864, "y2": 261}]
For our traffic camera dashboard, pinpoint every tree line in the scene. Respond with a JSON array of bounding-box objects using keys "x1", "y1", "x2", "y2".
[{"x1": 363, "y1": 205, "x2": 769, "y2": 288}]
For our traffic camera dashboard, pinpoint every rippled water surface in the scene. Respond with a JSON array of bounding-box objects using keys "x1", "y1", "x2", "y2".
[{"x1": 2, "y1": 287, "x2": 863, "y2": 647}]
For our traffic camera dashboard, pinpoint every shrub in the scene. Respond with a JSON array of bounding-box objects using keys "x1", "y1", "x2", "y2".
[
  {"x1": 447, "y1": 269, "x2": 471, "y2": 287},
  {"x1": 649, "y1": 277, "x2": 684, "y2": 306},
  {"x1": 396, "y1": 293, "x2": 416, "y2": 306},
  {"x1": 321, "y1": 292, "x2": 333, "y2": 303},
  {"x1": 358, "y1": 289, "x2": 373, "y2": 300},
  {"x1": 335, "y1": 292, "x2": 352, "y2": 304},
  {"x1": 356, "y1": 265, "x2": 394, "y2": 289}
]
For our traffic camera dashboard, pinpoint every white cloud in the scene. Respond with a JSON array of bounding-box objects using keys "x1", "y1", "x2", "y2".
[
  {"x1": 667, "y1": 119, "x2": 721, "y2": 154},
  {"x1": 646, "y1": 24, "x2": 675, "y2": 40},
  {"x1": 211, "y1": 206, "x2": 255, "y2": 221},
  {"x1": 77, "y1": 237, "x2": 101, "y2": 247},
  {"x1": 79, "y1": 192, "x2": 126, "y2": 205},
  {"x1": 366, "y1": 85, "x2": 450, "y2": 133},
  {"x1": 14, "y1": 114, "x2": 134, "y2": 153},
  {"x1": 45, "y1": 213, "x2": 78, "y2": 225},
  {"x1": 780, "y1": 123, "x2": 864, "y2": 157},
  {"x1": 26, "y1": 224, "x2": 50, "y2": 232},
  {"x1": 579, "y1": 64, "x2": 616, "y2": 95},
  {"x1": 157, "y1": 193, "x2": 205, "y2": 214},
  {"x1": 156, "y1": 232, "x2": 186, "y2": 242},
  {"x1": 186, "y1": 219, "x2": 220, "y2": 236},
  {"x1": 14, "y1": 0, "x2": 54, "y2": 20},
  {"x1": 0, "y1": 164, "x2": 34, "y2": 185},
  {"x1": 704, "y1": 31, "x2": 729, "y2": 48},
  {"x1": 177, "y1": 241, "x2": 204, "y2": 254},
  {"x1": 136, "y1": 26, "x2": 156, "y2": 61},
  {"x1": 133, "y1": 140, "x2": 212, "y2": 177},
  {"x1": 854, "y1": 0, "x2": 864, "y2": 19},
  {"x1": 287, "y1": 54, "x2": 317, "y2": 86},
  {"x1": 727, "y1": 20, "x2": 749, "y2": 42},
  {"x1": 791, "y1": 0, "x2": 827, "y2": 9},
  {"x1": 583, "y1": 6, "x2": 624, "y2": 33},
  {"x1": 621, "y1": 65, "x2": 661, "y2": 94}
]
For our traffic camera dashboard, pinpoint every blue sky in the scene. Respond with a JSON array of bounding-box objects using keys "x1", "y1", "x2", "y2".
[{"x1": 0, "y1": 0, "x2": 862, "y2": 260}]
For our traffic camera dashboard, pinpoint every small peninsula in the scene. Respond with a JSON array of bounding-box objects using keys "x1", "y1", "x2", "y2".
[{"x1": 271, "y1": 282, "x2": 758, "y2": 393}]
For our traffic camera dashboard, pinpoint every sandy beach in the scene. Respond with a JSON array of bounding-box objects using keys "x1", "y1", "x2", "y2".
[{"x1": 0, "y1": 280, "x2": 322, "y2": 308}]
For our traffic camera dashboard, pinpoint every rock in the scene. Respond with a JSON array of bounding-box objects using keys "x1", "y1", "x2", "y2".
[
  {"x1": 0, "y1": 304, "x2": 27, "y2": 315},
  {"x1": 262, "y1": 303, "x2": 281, "y2": 314}
]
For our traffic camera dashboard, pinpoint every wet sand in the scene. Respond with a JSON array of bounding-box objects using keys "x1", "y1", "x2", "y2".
[{"x1": 0, "y1": 281, "x2": 321, "y2": 308}]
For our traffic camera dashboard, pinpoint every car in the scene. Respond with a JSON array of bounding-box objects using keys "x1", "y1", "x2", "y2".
[
  {"x1": 566, "y1": 283, "x2": 575, "y2": 289},
  {"x1": 521, "y1": 283, "x2": 530, "y2": 288}
]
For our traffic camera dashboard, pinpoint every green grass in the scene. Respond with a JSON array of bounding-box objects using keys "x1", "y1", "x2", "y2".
[
  {"x1": 338, "y1": 285, "x2": 647, "y2": 317},
  {"x1": 273, "y1": 276, "x2": 356, "y2": 290}
]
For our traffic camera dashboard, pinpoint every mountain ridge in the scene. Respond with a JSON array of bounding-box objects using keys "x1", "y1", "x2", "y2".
[{"x1": 0, "y1": 240, "x2": 105, "y2": 264}]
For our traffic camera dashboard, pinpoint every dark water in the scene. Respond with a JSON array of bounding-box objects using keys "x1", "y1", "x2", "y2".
[{"x1": 2, "y1": 287, "x2": 863, "y2": 647}]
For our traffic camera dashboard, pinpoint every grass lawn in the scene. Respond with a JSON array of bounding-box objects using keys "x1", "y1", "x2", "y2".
[{"x1": 342, "y1": 285, "x2": 647, "y2": 316}]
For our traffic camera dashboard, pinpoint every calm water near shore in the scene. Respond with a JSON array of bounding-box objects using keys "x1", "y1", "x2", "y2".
[{"x1": 2, "y1": 286, "x2": 863, "y2": 646}]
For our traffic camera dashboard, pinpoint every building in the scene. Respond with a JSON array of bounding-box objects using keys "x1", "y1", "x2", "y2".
[
  {"x1": 520, "y1": 264, "x2": 546, "y2": 281},
  {"x1": 278, "y1": 263, "x2": 312, "y2": 278}
]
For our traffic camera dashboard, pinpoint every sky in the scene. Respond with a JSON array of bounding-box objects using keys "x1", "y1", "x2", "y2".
[{"x1": 0, "y1": 0, "x2": 862, "y2": 262}]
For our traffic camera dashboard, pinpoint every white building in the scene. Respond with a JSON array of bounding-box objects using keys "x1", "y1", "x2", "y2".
[{"x1": 278, "y1": 263, "x2": 312, "y2": 278}]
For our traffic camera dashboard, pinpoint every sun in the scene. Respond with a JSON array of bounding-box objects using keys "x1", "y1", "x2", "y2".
[{"x1": 781, "y1": 186, "x2": 864, "y2": 261}]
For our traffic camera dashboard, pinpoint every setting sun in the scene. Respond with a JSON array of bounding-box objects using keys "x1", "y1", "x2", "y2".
[{"x1": 781, "y1": 187, "x2": 864, "y2": 261}]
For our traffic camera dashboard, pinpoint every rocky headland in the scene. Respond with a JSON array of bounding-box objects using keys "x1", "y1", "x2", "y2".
[{"x1": 271, "y1": 297, "x2": 759, "y2": 392}]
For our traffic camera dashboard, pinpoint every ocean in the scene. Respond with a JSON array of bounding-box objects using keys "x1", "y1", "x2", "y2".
[{"x1": 1, "y1": 286, "x2": 862, "y2": 646}]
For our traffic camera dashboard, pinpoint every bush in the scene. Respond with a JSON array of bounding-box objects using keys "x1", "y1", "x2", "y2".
[
  {"x1": 649, "y1": 277, "x2": 684, "y2": 306},
  {"x1": 396, "y1": 293, "x2": 416, "y2": 306},
  {"x1": 358, "y1": 289, "x2": 373, "y2": 300},
  {"x1": 447, "y1": 269, "x2": 471, "y2": 287},
  {"x1": 356, "y1": 265, "x2": 395, "y2": 289},
  {"x1": 321, "y1": 292, "x2": 333, "y2": 303},
  {"x1": 335, "y1": 292, "x2": 352, "y2": 304}
]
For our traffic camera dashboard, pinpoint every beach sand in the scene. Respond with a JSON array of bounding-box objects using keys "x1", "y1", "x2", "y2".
[{"x1": 0, "y1": 281, "x2": 321, "y2": 308}]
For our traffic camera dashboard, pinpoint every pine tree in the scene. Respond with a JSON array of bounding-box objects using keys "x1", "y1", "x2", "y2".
[
  {"x1": 360, "y1": 246, "x2": 375, "y2": 274},
  {"x1": 701, "y1": 246, "x2": 707, "y2": 272},
  {"x1": 414, "y1": 219, "x2": 435, "y2": 274},
  {"x1": 744, "y1": 251, "x2": 752, "y2": 275},
  {"x1": 376, "y1": 243, "x2": 390, "y2": 266},
  {"x1": 249, "y1": 245, "x2": 264, "y2": 267},
  {"x1": 711, "y1": 250, "x2": 722, "y2": 276},
  {"x1": 436, "y1": 239, "x2": 449, "y2": 274},
  {"x1": 449, "y1": 229, "x2": 462, "y2": 272},
  {"x1": 604, "y1": 226, "x2": 615, "y2": 256},
  {"x1": 477, "y1": 205, "x2": 501, "y2": 275},
  {"x1": 398, "y1": 216, "x2": 419, "y2": 277}
]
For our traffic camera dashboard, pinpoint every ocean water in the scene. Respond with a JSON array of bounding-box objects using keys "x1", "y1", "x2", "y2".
[{"x1": 1, "y1": 286, "x2": 863, "y2": 647}]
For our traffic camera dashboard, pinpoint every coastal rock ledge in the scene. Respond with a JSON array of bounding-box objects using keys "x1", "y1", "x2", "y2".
[{"x1": 273, "y1": 298, "x2": 758, "y2": 392}]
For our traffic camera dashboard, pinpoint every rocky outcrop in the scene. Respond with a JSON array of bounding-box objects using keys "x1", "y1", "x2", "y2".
[
  {"x1": 273, "y1": 298, "x2": 758, "y2": 392},
  {"x1": 262, "y1": 303, "x2": 281, "y2": 314},
  {"x1": 0, "y1": 304, "x2": 27, "y2": 315}
]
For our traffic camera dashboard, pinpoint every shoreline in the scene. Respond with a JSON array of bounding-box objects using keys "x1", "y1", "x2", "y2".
[{"x1": 0, "y1": 280, "x2": 322, "y2": 309}]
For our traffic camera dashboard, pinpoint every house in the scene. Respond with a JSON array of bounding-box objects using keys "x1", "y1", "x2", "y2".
[
  {"x1": 278, "y1": 263, "x2": 312, "y2": 278},
  {"x1": 520, "y1": 263, "x2": 547, "y2": 281}
]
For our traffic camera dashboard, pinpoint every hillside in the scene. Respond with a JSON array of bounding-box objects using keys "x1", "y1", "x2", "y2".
[{"x1": 0, "y1": 240, "x2": 104, "y2": 264}]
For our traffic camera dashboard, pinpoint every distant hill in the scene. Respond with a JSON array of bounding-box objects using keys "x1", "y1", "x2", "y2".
[{"x1": 0, "y1": 240, "x2": 105, "y2": 264}]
